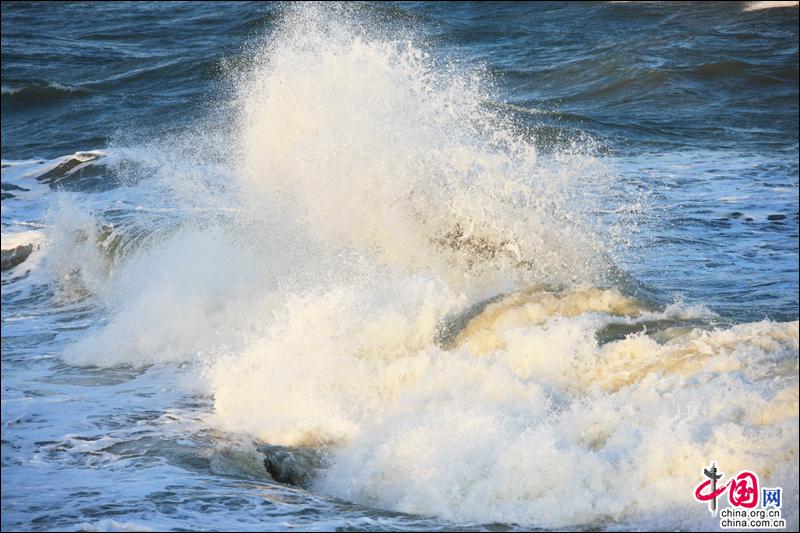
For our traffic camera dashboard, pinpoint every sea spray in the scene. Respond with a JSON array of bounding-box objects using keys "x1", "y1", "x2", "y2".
[{"x1": 234, "y1": 4, "x2": 619, "y2": 295}]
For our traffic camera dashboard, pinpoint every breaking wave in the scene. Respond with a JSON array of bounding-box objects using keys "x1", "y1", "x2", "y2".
[{"x1": 13, "y1": 4, "x2": 796, "y2": 530}]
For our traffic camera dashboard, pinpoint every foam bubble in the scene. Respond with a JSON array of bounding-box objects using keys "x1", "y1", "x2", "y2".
[{"x1": 315, "y1": 316, "x2": 798, "y2": 529}]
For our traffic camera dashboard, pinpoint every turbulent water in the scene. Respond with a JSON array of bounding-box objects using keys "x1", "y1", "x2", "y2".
[{"x1": 2, "y1": 2, "x2": 798, "y2": 531}]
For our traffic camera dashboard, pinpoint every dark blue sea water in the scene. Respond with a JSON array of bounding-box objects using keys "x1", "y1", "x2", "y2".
[{"x1": 2, "y1": 2, "x2": 798, "y2": 531}]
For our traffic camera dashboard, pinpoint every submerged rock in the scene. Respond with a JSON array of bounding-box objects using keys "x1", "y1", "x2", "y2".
[
  {"x1": 258, "y1": 444, "x2": 329, "y2": 488},
  {"x1": 1, "y1": 243, "x2": 34, "y2": 271}
]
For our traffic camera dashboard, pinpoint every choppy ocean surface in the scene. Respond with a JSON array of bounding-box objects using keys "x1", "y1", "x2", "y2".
[{"x1": 1, "y1": 2, "x2": 798, "y2": 531}]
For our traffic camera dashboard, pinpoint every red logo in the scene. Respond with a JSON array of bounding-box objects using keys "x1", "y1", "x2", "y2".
[{"x1": 694, "y1": 462, "x2": 759, "y2": 514}]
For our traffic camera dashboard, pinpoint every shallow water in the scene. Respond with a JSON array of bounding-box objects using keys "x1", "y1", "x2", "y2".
[{"x1": 2, "y1": 2, "x2": 798, "y2": 531}]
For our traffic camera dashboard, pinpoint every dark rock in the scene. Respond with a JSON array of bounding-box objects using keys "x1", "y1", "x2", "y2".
[
  {"x1": 1, "y1": 244, "x2": 34, "y2": 271},
  {"x1": 258, "y1": 444, "x2": 329, "y2": 487}
]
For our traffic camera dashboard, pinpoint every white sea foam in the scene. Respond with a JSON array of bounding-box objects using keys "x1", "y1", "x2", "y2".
[
  {"x1": 317, "y1": 318, "x2": 798, "y2": 529},
  {"x1": 71, "y1": 520, "x2": 157, "y2": 532},
  {"x1": 743, "y1": 1, "x2": 799, "y2": 12},
  {"x1": 0, "y1": 81, "x2": 82, "y2": 96}
]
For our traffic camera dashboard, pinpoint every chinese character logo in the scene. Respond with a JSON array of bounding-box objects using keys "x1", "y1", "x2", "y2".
[
  {"x1": 762, "y1": 488, "x2": 782, "y2": 509},
  {"x1": 695, "y1": 462, "x2": 724, "y2": 514},
  {"x1": 694, "y1": 462, "x2": 760, "y2": 515}
]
